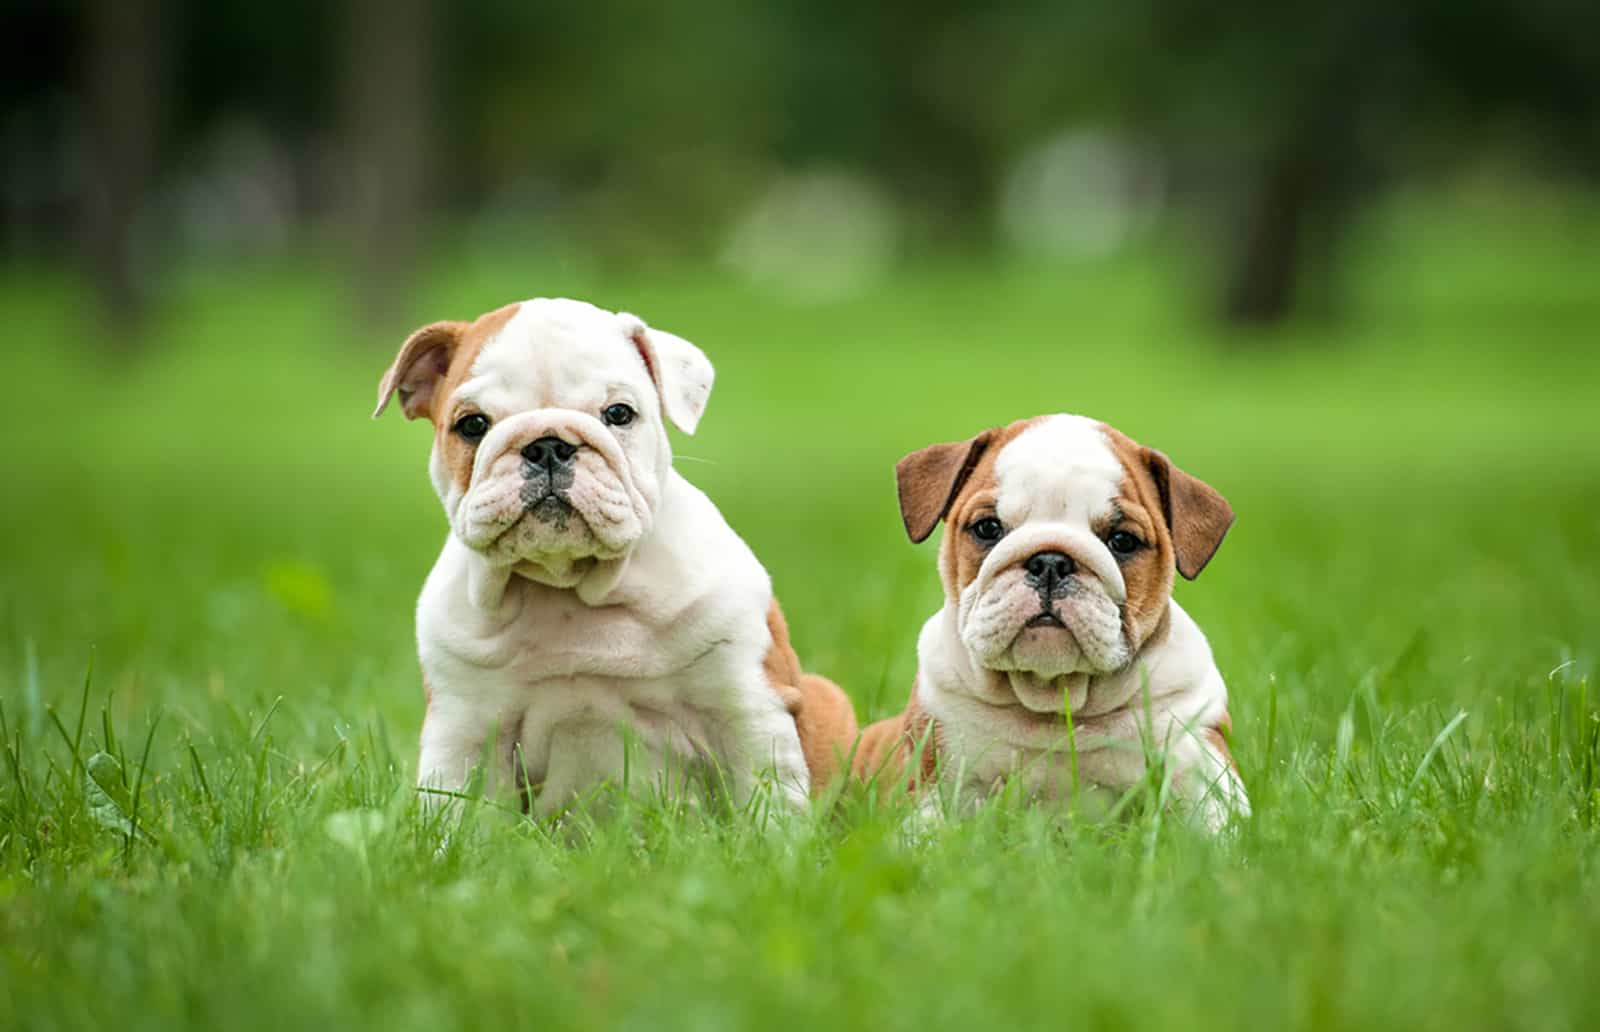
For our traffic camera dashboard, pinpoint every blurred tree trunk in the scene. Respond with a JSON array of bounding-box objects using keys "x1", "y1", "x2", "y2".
[
  {"x1": 1223, "y1": 145, "x2": 1312, "y2": 326},
  {"x1": 80, "y1": 0, "x2": 163, "y2": 335},
  {"x1": 1222, "y1": 111, "x2": 1363, "y2": 329},
  {"x1": 339, "y1": 0, "x2": 430, "y2": 326},
  {"x1": 1218, "y1": 32, "x2": 1367, "y2": 330}
]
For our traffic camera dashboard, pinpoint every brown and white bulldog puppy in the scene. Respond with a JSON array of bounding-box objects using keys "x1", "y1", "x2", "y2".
[
  {"x1": 853, "y1": 415, "x2": 1248, "y2": 829},
  {"x1": 375, "y1": 298, "x2": 856, "y2": 817}
]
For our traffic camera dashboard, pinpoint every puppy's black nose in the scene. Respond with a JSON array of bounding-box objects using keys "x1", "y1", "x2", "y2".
[
  {"x1": 521, "y1": 436, "x2": 578, "y2": 470},
  {"x1": 1024, "y1": 551, "x2": 1076, "y2": 593}
]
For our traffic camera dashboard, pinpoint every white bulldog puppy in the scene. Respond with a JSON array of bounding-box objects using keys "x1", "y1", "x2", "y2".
[
  {"x1": 853, "y1": 415, "x2": 1248, "y2": 829},
  {"x1": 375, "y1": 299, "x2": 855, "y2": 817}
]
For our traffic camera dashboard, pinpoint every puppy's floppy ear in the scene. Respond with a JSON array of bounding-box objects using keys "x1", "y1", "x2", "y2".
[
  {"x1": 1144, "y1": 448, "x2": 1234, "y2": 579},
  {"x1": 374, "y1": 321, "x2": 468, "y2": 422},
  {"x1": 622, "y1": 315, "x2": 714, "y2": 435},
  {"x1": 895, "y1": 431, "x2": 993, "y2": 544}
]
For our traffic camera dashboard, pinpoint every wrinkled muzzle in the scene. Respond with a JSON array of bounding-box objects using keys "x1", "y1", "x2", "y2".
[
  {"x1": 959, "y1": 523, "x2": 1131, "y2": 678},
  {"x1": 453, "y1": 411, "x2": 654, "y2": 564}
]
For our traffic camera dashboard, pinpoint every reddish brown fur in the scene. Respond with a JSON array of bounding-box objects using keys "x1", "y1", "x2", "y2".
[
  {"x1": 932, "y1": 418, "x2": 1043, "y2": 601},
  {"x1": 1099, "y1": 425, "x2": 1181, "y2": 650},
  {"x1": 1203, "y1": 726, "x2": 1238, "y2": 773},
  {"x1": 856, "y1": 420, "x2": 1038, "y2": 786},
  {"x1": 765, "y1": 600, "x2": 858, "y2": 794},
  {"x1": 851, "y1": 683, "x2": 939, "y2": 791},
  {"x1": 383, "y1": 305, "x2": 856, "y2": 797},
  {"x1": 433, "y1": 304, "x2": 522, "y2": 495},
  {"x1": 855, "y1": 417, "x2": 1235, "y2": 792},
  {"x1": 375, "y1": 302, "x2": 524, "y2": 497},
  {"x1": 1204, "y1": 711, "x2": 1239, "y2": 773},
  {"x1": 1130, "y1": 439, "x2": 1234, "y2": 581}
]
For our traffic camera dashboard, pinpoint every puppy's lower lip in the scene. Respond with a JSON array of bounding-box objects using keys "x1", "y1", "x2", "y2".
[
  {"x1": 1026, "y1": 611, "x2": 1065, "y2": 628},
  {"x1": 527, "y1": 494, "x2": 573, "y2": 514}
]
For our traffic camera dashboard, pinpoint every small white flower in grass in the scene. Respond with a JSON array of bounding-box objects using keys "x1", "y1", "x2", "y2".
[{"x1": 324, "y1": 809, "x2": 386, "y2": 855}]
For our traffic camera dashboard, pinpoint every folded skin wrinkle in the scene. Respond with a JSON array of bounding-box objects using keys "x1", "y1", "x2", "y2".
[
  {"x1": 853, "y1": 413, "x2": 1247, "y2": 829},
  {"x1": 373, "y1": 298, "x2": 854, "y2": 816}
]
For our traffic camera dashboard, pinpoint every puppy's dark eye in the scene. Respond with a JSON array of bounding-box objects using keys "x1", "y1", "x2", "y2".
[
  {"x1": 969, "y1": 517, "x2": 1005, "y2": 544},
  {"x1": 452, "y1": 414, "x2": 490, "y2": 442},
  {"x1": 1106, "y1": 530, "x2": 1143, "y2": 556},
  {"x1": 602, "y1": 403, "x2": 636, "y2": 427}
]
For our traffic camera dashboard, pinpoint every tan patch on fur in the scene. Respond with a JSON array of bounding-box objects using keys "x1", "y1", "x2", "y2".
[
  {"x1": 881, "y1": 416, "x2": 1239, "y2": 798},
  {"x1": 429, "y1": 303, "x2": 523, "y2": 419},
  {"x1": 764, "y1": 599, "x2": 858, "y2": 794},
  {"x1": 429, "y1": 303, "x2": 524, "y2": 494},
  {"x1": 867, "y1": 418, "x2": 1039, "y2": 792},
  {"x1": 852, "y1": 684, "x2": 939, "y2": 792},
  {"x1": 1102, "y1": 427, "x2": 1234, "y2": 581},
  {"x1": 374, "y1": 303, "x2": 525, "y2": 495},
  {"x1": 763, "y1": 600, "x2": 804, "y2": 697},
  {"x1": 896, "y1": 436, "x2": 989, "y2": 544},
  {"x1": 930, "y1": 418, "x2": 1045, "y2": 601},
  {"x1": 1204, "y1": 716, "x2": 1239, "y2": 773},
  {"x1": 895, "y1": 419, "x2": 1044, "y2": 547},
  {"x1": 1098, "y1": 424, "x2": 1180, "y2": 654}
]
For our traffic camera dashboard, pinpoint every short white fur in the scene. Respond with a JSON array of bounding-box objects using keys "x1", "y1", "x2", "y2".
[
  {"x1": 406, "y1": 299, "x2": 808, "y2": 818},
  {"x1": 923, "y1": 414, "x2": 1248, "y2": 829}
]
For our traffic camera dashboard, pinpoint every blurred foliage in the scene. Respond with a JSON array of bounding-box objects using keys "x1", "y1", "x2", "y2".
[
  {"x1": 2, "y1": 201, "x2": 1599, "y2": 1030},
  {"x1": 3, "y1": 1, "x2": 1598, "y2": 326}
]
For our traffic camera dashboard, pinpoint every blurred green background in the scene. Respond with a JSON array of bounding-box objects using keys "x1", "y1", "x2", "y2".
[{"x1": 4, "y1": 3, "x2": 1600, "y2": 1030}]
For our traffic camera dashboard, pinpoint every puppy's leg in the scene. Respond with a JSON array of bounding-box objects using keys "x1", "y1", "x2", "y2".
[
  {"x1": 714, "y1": 683, "x2": 812, "y2": 814},
  {"x1": 852, "y1": 713, "x2": 909, "y2": 785},
  {"x1": 1073, "y1": 709, "x2": 1248, "y2": 831},
  {"x1": 1196, "y1": 725, "x2": 1250, "y2": 826},
  {"x1": 532, "y1": 718, "x2": 676, "y2": 817},
  {"x1": 416, "y1": 691, "x2": 515, "y2": 816},
  {"x1": 1166, "y1": 724, "x2": 1250, "y2": 832}
]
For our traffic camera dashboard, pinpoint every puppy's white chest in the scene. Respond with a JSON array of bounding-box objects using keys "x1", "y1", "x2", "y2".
[
  {"x1": 413, "y1": 524, "x2": 783, "y2": 813},
  {"x1": 511, "y1": 674, "x2": 719, "y2": 813},
  {"x1": 944, "y1": 724, "x2": 1147, "y2": 803},
  {"x1": 431, "y1": 586, "x2": 709, "y2": 682},
  {"x1": 935, "y1": 716, "x2": 1087, "y2": 801}
]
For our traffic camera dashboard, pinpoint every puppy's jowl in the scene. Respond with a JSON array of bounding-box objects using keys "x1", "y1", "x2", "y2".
[
  {"x1": 855, "y1": 415, "x2": 1249, "y2": 829},
  {"x1": 375, "y1": 299, "x2": 856, "y2": 817}
]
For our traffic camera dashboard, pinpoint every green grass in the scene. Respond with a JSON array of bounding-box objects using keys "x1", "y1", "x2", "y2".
[{"x1": 3, "y1": 195, "x2": 1599, "y2": 1030}]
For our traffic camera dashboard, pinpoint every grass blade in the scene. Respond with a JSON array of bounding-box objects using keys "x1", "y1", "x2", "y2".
[{"x1": 1406, "y1": 710, "x2": 1469, "y2": 801}]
